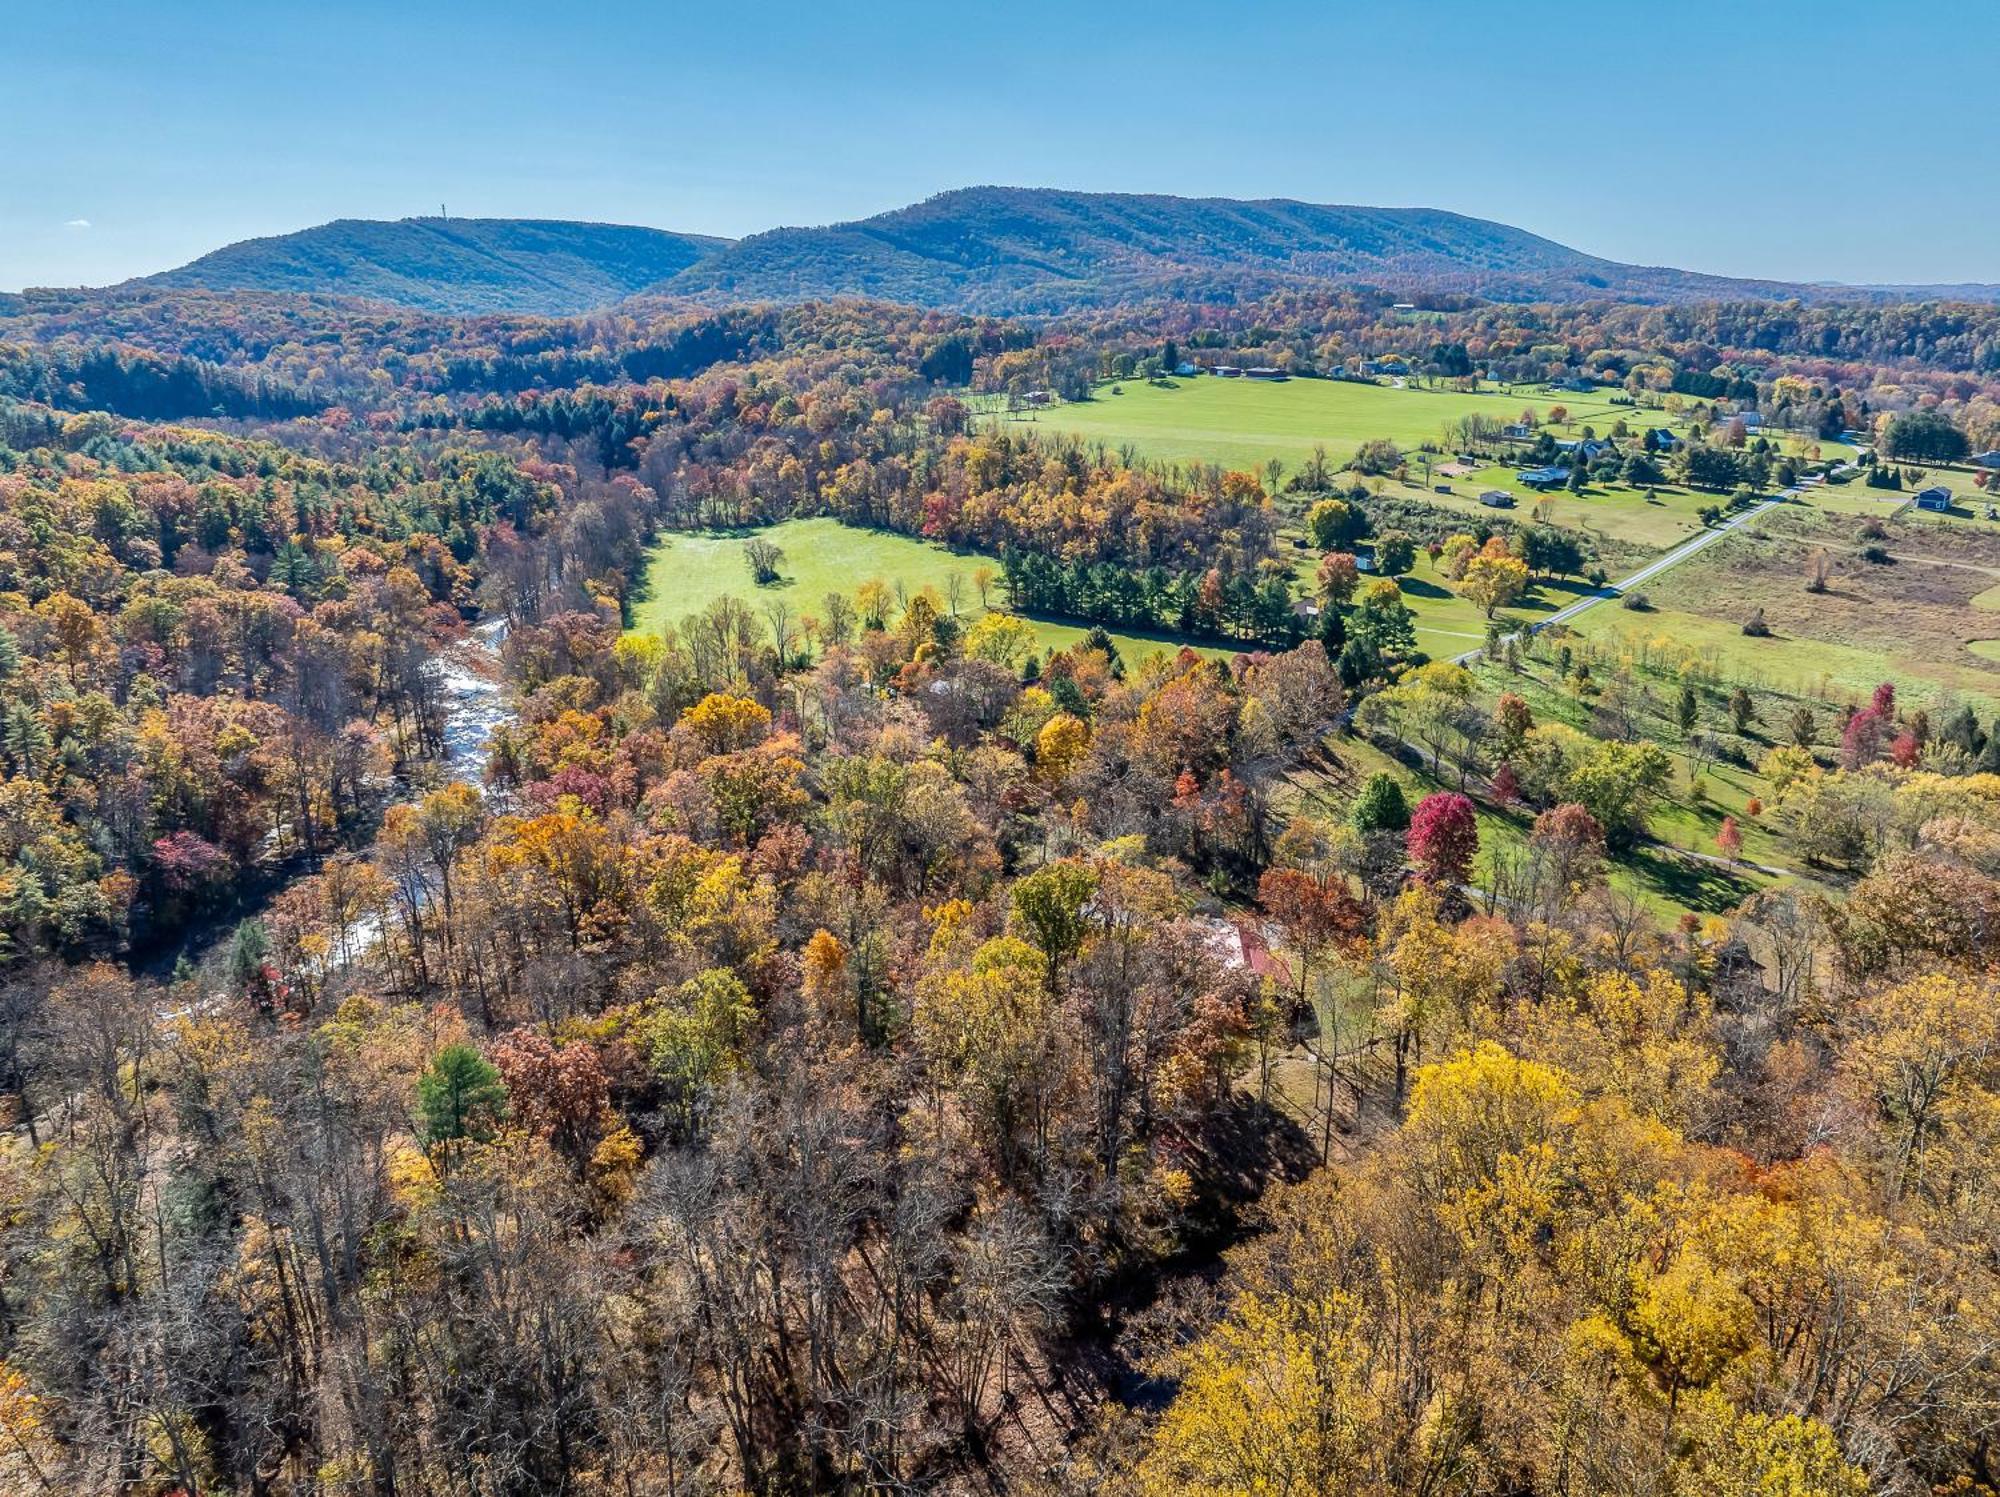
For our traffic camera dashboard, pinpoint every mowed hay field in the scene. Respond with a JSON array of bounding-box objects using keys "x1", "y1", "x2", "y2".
[
  {"x1": 991, "y1": 377, "x2": 1652, "y2": 476},
  {"x1": 627, "y1": 517, "x2": 1231, "y2": 664},
  {"x1": 991, "y1": 376, "x2": 1858, "y2": 483}
]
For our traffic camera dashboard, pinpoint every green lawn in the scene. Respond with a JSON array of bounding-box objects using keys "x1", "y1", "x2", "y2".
[
  {"x1": 991, "y1": 376, "x2": 1659, "y2": 478},
  {"x1": 992, "y1": 375, "x2": 1850, "y2": 488},
  {"x1": 1280, "y1": 542, "x2": 1595, "y2": 662},
  {"x1": 626, "y1": 517, "x2": 1230, "y2": 665},
  {"x1": 1369, "y1": 465, "x2": 1724, "y2": 557}
]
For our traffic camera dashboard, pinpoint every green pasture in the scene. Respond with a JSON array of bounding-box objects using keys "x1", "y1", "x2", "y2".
[
  {"x1": 989, "y1": 375, "x2": 1655, "y2": 477},
  {"x1": 1371, "y1": 465, "x2": 1724, "y2": 556},
  {"x1": 626, "y1": 517, "x2": 1230, "y2": 665},
  {"x1": 989, "y1": 375, "x2": 1851, "y2": 486}
]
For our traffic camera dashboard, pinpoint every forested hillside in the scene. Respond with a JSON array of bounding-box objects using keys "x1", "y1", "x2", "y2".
[
  {"x1": 4, "y1": 273, "x2": 2000, "y2": 1496},
  {"x1": 142, "y1": 217, "x2": 732, "y2": 315},
  {"x1": 109, "y1": 192, "x2": 2000, "y2": 320},
  {"x1": 654, "y1": 186, "x2": 1831, "y2": 310}
]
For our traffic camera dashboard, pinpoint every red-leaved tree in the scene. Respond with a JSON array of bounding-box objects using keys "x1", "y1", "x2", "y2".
[
  {"x1": 1407, "y1": 792, "x2": 1479, "y2": 888},
  {"x1": 1258, "y1": 866, "x2": 1367, "y2": 1008},
  {"x1": 1717, "y1": 815, "x2": 1743, "y2": 863}
]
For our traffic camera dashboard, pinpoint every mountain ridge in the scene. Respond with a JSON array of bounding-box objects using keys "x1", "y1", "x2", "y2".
[
  {"x1": 646, "y1": 186, "x2": 1782, "y2": 310},
  {"x1": 128, "y1": 191, "x2": 2000, "y2": 315},
  {"x1": 143, "y1": 216, "x2": 733, "y2": 315}
]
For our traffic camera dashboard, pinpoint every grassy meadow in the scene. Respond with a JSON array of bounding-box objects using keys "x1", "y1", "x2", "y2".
[
  {"x1": 627, "y1": 517, "x2": 1231, "y2": 664},
  {"x1": 1571, "y1": 501, "x2": 2000, "y2": 713},
  {"x1": 990, "y1": 374, "x2": 1854, "y2": 486}
]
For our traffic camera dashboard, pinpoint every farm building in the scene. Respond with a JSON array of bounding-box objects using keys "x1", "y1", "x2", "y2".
[
  {"x1": 1022, "y1": 390, "x2": 1052, "y2": 406},
  {"x1": 1244, "y1": 367, "x2": 1288, "y2": 381},
  {"x1": 1174, "y1": 362, "x2": 1198, "y2": 376},
  {"x1": 1976, "y1": 451, "x2": 2000, "y2": 467},
  {"x1": 1645, "y1": 427, "x2": 1680, "y2": 452},
  {"x1": 1212, "y1": 365, "x2": 1242, "y2": 378},
  {"x1": 1479, "y1": 490, "x2": 1516, "y2": 508},
  {"x1": 1501, "y1": 422, "x2": 1535, "y2": 442},
  {"x1": 1915, "y1": 486, "x2": 1954, "y2": 511},
  {"x1": 1519, "y1": 466, "x2": 1571, "y2": 490}
]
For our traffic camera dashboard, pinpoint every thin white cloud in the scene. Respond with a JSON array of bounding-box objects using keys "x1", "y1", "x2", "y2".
[{"x1": 63, "y1": 218, "x2": 91, "y2": 229}]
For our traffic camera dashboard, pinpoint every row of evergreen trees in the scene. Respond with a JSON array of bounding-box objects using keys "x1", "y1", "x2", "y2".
[{"x1": 999, "y1": 549, "x2": 1305, "y2": 647}]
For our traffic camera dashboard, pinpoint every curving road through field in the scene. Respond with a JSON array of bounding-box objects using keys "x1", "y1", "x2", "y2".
[{"x1": 1454, "y1": 497, "x2": 1780, "y2": 664}]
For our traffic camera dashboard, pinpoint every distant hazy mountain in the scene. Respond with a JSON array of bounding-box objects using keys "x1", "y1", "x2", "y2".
[
  {"x1": 143, "y1": 217, "x2": 733, "y2": 315},
  {"x1": 649, "y1": 187, "x2": 1840, "y2": 311}
]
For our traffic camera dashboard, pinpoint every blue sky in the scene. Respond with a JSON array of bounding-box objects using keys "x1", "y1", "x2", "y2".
[{"x1": 6, "y1": 0, "x2": 1996, "y2": 292}]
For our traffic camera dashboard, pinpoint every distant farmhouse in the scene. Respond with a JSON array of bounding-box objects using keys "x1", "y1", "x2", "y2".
[
  {"x1": 1976, "y1": 451, "x2": 2000, "y2": 468},
  {"x1": 1645, "y1": 427, "x2": 1680, "y2": 452},
  {"x1": 1244, "y1": 367, "x2": 1288, "y2": 381},
  {"x1": 1520, "y1": 466, "x2": 1571, "y2": 490},
  {"x1": 1501, "y1": 422, "x2": 1535, "y2": 442},
  {"x1": 1174, "y1": 361, "x2": 1198, "y2": 376}
]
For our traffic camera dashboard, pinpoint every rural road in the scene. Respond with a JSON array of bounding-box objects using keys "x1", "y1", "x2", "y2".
[{"x1": 1454, "y1": 498, "x2": 1780, "y2": 664}]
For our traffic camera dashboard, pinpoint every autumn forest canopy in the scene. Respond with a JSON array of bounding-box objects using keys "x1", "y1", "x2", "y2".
[{"x1": 7, "y1": 200, "x2": 2000, "y2": 1497}]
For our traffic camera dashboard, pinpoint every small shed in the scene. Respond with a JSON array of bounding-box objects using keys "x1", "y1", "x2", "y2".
[
  {"x1": 1915, "y1": 486, "x2": 1954, "y2": 512},
  {"x1": 1479, "y1": 489, "x2": 1517, "y2": 508}
]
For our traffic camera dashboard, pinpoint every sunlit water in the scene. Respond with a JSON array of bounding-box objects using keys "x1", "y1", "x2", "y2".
[{"x1": 159, "y1": 619, "x2": 515, "y2": 1016}]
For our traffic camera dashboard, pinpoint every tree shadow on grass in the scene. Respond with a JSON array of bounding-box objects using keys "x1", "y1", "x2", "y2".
[
  {"x1": 1398, "y1": 576, "x2": 1451, "y2": 600},
  {"x1": 1626, "y1": 846, "x2": 1760, "y2": 913}
]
